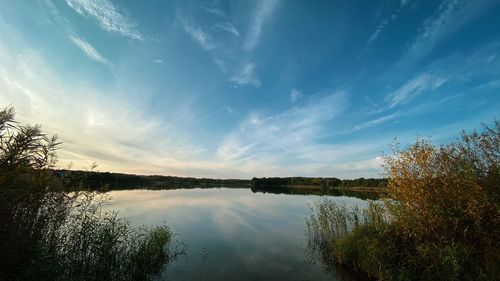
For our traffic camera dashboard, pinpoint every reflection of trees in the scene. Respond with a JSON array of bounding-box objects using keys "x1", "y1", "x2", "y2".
[{"x1": 251, "y1": 185, "x2": 381, "y2": 200}]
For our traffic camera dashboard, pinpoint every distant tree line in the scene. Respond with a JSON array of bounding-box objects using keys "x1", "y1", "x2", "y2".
[
  {"x1": 54, "y1": 170, "x2": 386, "y2": 192},
  {"x1": 55, "y1": 170, "x2": 250, "y2": 190},
  {"x1": 250, "y1": 177, "x2": 387, "y2": 189}
]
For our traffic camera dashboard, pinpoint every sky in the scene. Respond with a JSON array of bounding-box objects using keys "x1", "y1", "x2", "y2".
[{"x1": 0, "y1": 0, "x2": 499, "y2": 179}]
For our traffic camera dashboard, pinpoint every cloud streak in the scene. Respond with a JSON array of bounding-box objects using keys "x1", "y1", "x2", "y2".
[
  {"x1": 386, "y1": 73, "x2": 446, "y2": 108},
  {"x1": 400, "y1": 0, "x2": 496, "y2": 64},
  {"x1": 214, "y1": 22, "x2": 240, "y2": 37},
  {"x1": 0, "y1": 19, "x2": 213, "y2": 177},
  {"x1": 216, "y1": 92, "x2": 349, "y2": 165},
  {"x1": 352, "y1": 113, "x2": 399, "y2": 131},
  {"x1": 65, "y1": 0, "x2": 144, "y2": 40},
  {"x1": 244, "y1": 0, "x2": 280, "y2": 51},
  {"x1": 230, "y1": 62, "x2": 261, "y2": 87},
  {"x1": 197, "y1": 5, "x2": 226, "y2": 18},
  {"x1": 177, "y1": 10, "x2": 216, "y2": 50},
  {"x1": 289, "y1": 89, "x2": 302, "y2": 103},
  {"x1": 357, "y1": 0, "x2": 412, "y2": 59},
  {"x1": 214, "y1": 120, "x2": 388, "y2": 177},
  {"x1": 70, "y1": 35, "x2": 111, "y2": 66}
]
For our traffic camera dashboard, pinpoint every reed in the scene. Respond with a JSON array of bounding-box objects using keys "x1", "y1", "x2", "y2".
[{"x1": 0, "y1": 107, "x2": 173, "y2": 281}]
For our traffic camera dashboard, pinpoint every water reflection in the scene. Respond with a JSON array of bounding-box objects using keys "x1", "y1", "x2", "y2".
[
  {"x1": 250, "y1": 185, "x2": 381, "y2": 200},
  {"x1": 107, "y1": 187, "x2": 368, "y2": 281}
]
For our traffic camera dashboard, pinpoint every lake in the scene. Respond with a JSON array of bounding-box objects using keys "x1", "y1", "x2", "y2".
[{"x1": 106, "y1": 187, "x2": 369, "y2": 281}]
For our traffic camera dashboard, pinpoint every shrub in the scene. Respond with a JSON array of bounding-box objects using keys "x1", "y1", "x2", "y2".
[{"x1": 307, "y1": 121, "x2": 500, "y2": 280}]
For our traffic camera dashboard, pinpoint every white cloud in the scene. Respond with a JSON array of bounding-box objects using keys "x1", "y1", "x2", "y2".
[
  {"x1": 211, "y1": 89, "x2": 390, "y2": 177},
  {"x1": 177, "y1": 10, "x2": 216, "y2": 50},
  {"x1": 197, "y1": 5, "x2": 226, "y2": 18},
  {"x1": 425, "y1": 40, "x2": 500, "y2": 83},
  {"x1": 224, "y1": 106, "x2": 234, "y2": 114},
  {"x1": 331, "y1": 157, "x2": 384, "y2": 177},
  {"x1": 244, "y1": 0, "x2": 280, "y2": 51},
  {"x1": 214, "y1": 57, "x2": 227, "y2": 73},
  {"x1": 352, "y1": 113, "x2": 399, "y2": 131},
  {"x1": 401, "y1": 0, "x2": 496, "y2": 64},
  {"x1": 366, "y1": 41, "x2": 500, "y2": 117},
  {"x1": 0, "y1": 26, "x2": 389, "y2": 179},
  {"x1": 214, "y1": 22, "x2": 240, "y2": 37},
  {"x1": 357, "y1": 3, "x2": 408, "y2": 59},
  {"x1": 0, "y1": 20, "x2": 215, "y2": 176},
  {"x1": 386, "y1": 73, "x2": 446, "y2": 108},
  {"x1": 65, "y1": 0, "x2": 144, "y2": 40},
  {"x1": 366, "y1": 18, "x2": 390, "y2": 45},
  {"x1": 289, "y1": 88, "x2": 302, "y2": 102},
  {"x1": 216, "y1": 92, "x2": 348, "y2": 165},
  {"x1": 70, "y1": 35, "x2": 111, "y2": 66},
  {"x1": 153, "y1": 59, "x2": 163, "y2": 64},
  {"x1": 230, "y1": 62, "x2": 261, "y2": 87}
]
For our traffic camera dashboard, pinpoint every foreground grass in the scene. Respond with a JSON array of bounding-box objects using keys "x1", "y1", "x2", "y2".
[
  {"x1": 307, "y1": 122, "x2": 500, "y2": 280},
  {"x1": 0, "y1": 107, "x2": 173, "y2": 281},
  {"x1": 23, "y1": 193, "x2": 173, "y2": 281}
]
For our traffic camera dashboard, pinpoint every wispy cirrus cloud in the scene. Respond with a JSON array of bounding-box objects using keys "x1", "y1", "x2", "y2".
[
  {"x1": 70, "y1": 35, "x2": 111, "y2": 66},
  {"x1": 177, "y1": 10, "x2": 216, "y2": 50},
  {"x1": 230, "y1": 62, "x2": 261, "y2": 87},
  {"x1": 352, "y1": 113, "x2": 399, "y2": 131},
  {"x1": 386, "y1": 39, "x2": 500, "y2": 109},
  {"x1": 42, "y1": 1, "x2": 113, "y2": 66},
  {"x1": 244, "y1": 0, "x2": 280, "y2": 51},
  {"x1": 357, "y1": 1, "x2": 412, "y2": 59},
  {"x1": 217, "y1": 92, "x2": 347, "y2": 162},
  {"x1": 289, "y1": 88, "x2": 302, "y2": 103},
  {"x1": 214, "y1": 92, "x2": 390, "y2": 177},
  {"x1": 0, "y1": 17, "x2": 212, "y2": 176},
  {"x1": 214, "y1": 22, "x2": 240, "y2": 37},
  {"x1": 197, "y1": 5, "x2": 226, "y2": 18},
  {"x1": 365, "y1": 39, "x2": 500, "y2": 116},
  {"x1": 177, "y1": 3, "x2": 269, "y2": 87},
  {"x1": 400, "y1": 0, "x2": 496, "y2": 64},
  {"x1": 65, "y1": 0, "x2": 144, "y2": 41},
  {"x1": 386, "y1": 73, "x2": 446, "y2": 108}
]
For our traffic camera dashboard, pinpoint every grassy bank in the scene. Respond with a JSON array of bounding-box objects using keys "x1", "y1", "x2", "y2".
[
  {"x1": 0, "y1": 107, "x2": 173, "y2": 281},
  {"x1": 307, "y1": 122, "x2": 500, "y2": 280}
]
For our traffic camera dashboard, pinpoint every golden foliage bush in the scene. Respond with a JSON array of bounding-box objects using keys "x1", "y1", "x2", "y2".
[
  {"x1": 308, "y1": 121, "x2": 499, "y2": 280},
  {"x1": 384, "y1": 122, "x2": 499, "y2": 244}
]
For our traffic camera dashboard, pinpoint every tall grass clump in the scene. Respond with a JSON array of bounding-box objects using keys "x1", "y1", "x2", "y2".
[
  {"x1": 307, "y1": 121, "x2": 500, "y2": 280},
  {"x1": 0, "y1": 107, "x2": 173, "y2": 281}
]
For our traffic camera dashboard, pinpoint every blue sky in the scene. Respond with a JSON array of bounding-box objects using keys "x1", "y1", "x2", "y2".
[{"x1": 0, "y1": 0, "x2": 499, "y2": 179}]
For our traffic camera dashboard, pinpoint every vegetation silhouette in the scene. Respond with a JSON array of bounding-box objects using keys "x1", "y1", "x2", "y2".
[
  {"x1": 55, "y1": 169, "x2": 250, "y2": 190},
  {"x1": 250, "y1": 184, "x2": 381, "y2": 200},
  {"x1": 307, "y1": 121, "x2": 500, "y2": 280},
  {"x1": 0, "y1": 107, "x2": 173, "y2": 281},
  {"x1": 250, "y1": 177, "x2": 387, "y2": 189},
  {"x1": 53, "y1": 169, "x2": 386, "y2": 197}
]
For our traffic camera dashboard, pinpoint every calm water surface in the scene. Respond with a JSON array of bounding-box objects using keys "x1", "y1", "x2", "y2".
[{"x1": 107, "y1": 187, "x2": 368, "y2": 281}]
